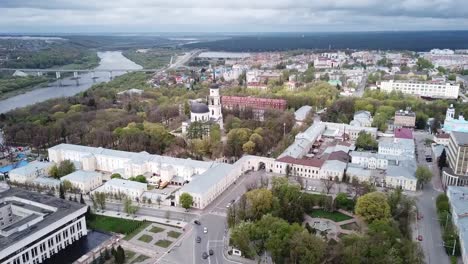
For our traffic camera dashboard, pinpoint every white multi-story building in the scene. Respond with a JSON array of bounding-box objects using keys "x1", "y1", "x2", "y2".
[
  {"x1": 61, "y1": 170, "x2": 103, "y2": 193},
  {"x1": 350, "y1": 111, "x2": 373, "y2": 127},
  {"x1": 8, "y1": 161, "x2": 54, "y2": 184},
  {"x1": 92, "y1": 178, "x2": 147, "y2": 200},
  {"x1": 446, "y1": 186, "x2": 468, "y2": 264},
  {"x1": 378, "y1": 137, "x2": 415, "y2": 158},
  {"x1": 380, "y1": 80, "x2": 459, "y2": 99},
  {"x1": 0, "y1": 188, "x2": 87, "y2": 264}
]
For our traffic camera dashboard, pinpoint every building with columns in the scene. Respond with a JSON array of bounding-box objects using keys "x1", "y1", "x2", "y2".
[
  {"x1": 0, "y1": 188, "x2": 87, "y2": 264},
  {"x1": 442, "y1": 131, "x2": 468, "y2": 186}
]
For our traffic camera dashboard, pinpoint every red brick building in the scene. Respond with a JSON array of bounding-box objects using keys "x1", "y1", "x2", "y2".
[{"x1": 221, "y1": 96, "x2": 287, "y2": 111}]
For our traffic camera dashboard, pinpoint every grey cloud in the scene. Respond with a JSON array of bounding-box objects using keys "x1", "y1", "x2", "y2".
[{"x1": 0, "y1": 0, "x2": 467, "y2": 32}]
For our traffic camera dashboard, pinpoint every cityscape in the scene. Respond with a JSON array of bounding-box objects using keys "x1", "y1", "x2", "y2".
[{"x1": 1, "y1": 1, "x2": 468, "y2": 264}]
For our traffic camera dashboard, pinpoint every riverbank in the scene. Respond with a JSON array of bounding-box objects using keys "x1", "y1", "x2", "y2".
[
  {"x1": 122, "y1": 49, "x2": 175, "y2": 69},
  {"x1": 0, "y1": 76, "x2": 53, "y2": 100},
  {"x1": 0, "y1": 51, "x2": 142, "y2": 113}
]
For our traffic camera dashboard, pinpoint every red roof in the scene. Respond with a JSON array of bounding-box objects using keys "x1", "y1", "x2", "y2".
[
  {"x1": 327, "y1": 151, "x2": 350, "y2": 163},
  {"x1": 276, "y1": 156, "x2": 324, "y2": 168},
  {"x1": 394, "y1": 128, "x2": 413, "y2": 139},
  {"x1": 436, "y1": 133, "x2": 450, "y2": 139}
]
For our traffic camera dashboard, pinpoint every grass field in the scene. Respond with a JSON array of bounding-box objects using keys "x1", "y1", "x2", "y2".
[
  {"x1": 124, "y1": 222, "x2": 151, "y2": 241},
  {"x1": 125, "y1": 250, "x2": 136, "y2": 261},
  {"x1": 149, "y1": 226, "x2": 165, "y2": 233},
  {"x1": 155, "y1": 239, "x2": 172, "y2": 248},
  {"x1": 138, "y1": 234, "x2": 153, "y2": 243},
  {"x1": 167, "y1": 230, "x2": 181, "y2": 239},
  {"x1": 309, "y1": 209, "x2": 352, "y2": 222},
  {"x1": 131, "y1": 255, "x2": 150, "y2": 264},
  {"x1": 87, "y1": 214, "x2": 145, "y2": 235}
]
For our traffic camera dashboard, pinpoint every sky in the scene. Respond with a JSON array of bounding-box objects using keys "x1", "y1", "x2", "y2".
[{"x1": 1, "y1": 0, "x2": 468, "y2": 33}]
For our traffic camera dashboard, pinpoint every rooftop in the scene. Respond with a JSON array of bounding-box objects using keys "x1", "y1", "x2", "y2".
[
  {"x1": 276, "y1": 156, "x2": 325, "y2": 168},
  {"x1": 9, "y1": 161, "x2": 52, "y2": 176},
  {"x1": 0, "y1": 188, "x2": 86, "y2": 252},
  {"x1": 294, "y1": 105, "x2": 313, "y2": 122},
  {"x1": 394, "y1": 128, "x2": 413, "y2": 139},
  {"x1": 178, "y1": 163, "x2": 233, "y2": 195},
  {"x1": 103, "y1": 178, "x2": 147, "y2": 190},
  {"x1": 451, "y1": 131, "x2": 468, "y2": 146},
  {"x1": 61, "y1": 170, "x2": 102, "y2": 183}
]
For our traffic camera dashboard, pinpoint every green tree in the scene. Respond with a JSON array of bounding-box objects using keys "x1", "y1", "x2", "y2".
[
  {"x1": 416, "y1": 57, "x2": 434, "y2": 71},
  {"x1": 242, "y1": 140, "x2": 256, "y2": 154},
  {"x1": 80, "y1": 193, "x2": 85, "y2": 204},
  {"x1": 123, "y1": 197, "x2": 138, "y2": 215},
  {"x1": 289, "y1": 229, "x2": 326, "y2": 264},
  {"x1": 129, "y1": 175, "x2": 147, "y2": 183},
  {"x1": 355, "y1": 131, "x2": 378, "y2": 150},
  {"x1": 415, "y1": 166, "x2": 432, "y2": 189},
  {"x1": 49, "y1": 165, "x2": 59, "y2": 178},
  {"x1": 355, "y1": 192, "x2": 390, "y2": 223},
  {"x1": 62, "y1": 179, "x2": 73, "y2": 193},
  {"x1": 59, "y1": 183, "x2": 66, "y2": 199},
  {"x1": 245, "y1": 188, "x2": 274, "y2": 220},
  {"x1": 179, "y1": 192, "x2": 193, "y2": 210},
  {"x1": 114, "y1": 245, "x2": 125, "y2": 264},
  {"x1": 438, "y1": 148, "x2": 448, "y2": 170},
  {"x1": 57, "y1": 160, "x2": 76, "y2": 178},
  {"x1": 335, "y1": 193, "x2": 354, "y2": 211},
  {"x1": 111, "y1": 173, "x2": 122, "y2": 179}
]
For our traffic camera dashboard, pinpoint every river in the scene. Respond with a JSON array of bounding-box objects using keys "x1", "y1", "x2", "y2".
[{"x1": 0, "y1": 51, "x2": 143, "y2": 113}]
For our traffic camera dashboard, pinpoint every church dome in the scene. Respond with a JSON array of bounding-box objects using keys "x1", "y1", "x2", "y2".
[{"x1": 191, "y1": 102, "x2": 209, "y2": 114}]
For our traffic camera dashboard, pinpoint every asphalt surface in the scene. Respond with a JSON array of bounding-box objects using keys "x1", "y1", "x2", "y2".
[{"x1": 414, "y1": 131, "x2": 450, "y2": 264}]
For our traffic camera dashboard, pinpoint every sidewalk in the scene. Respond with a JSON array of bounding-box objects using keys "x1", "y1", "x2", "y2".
[{"x1": 94, "y1": 209, "x2": 187, "y2": 228}]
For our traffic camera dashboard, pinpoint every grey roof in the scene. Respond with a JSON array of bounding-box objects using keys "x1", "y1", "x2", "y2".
[
  {"x1": 294, "y1": 105, "x2": 313, "y2": 122},
  {"x1": 50, "y1": 144, "x2": 214, "y2": 170},
  {"x1": 104, "y1": 178, "x2": 147, "y2": 190},
  {"x1": 9, "y1": 161, "x2": 52, "y2": 176},
  {"x1": 61, "y1": 170, "x2": 101, "y2": 183},
  {"x1": 191, "y1": 102, "x2": 209, "y2": 114},
  {"x1": 346, "y1": 165, "x2": 372, "y2": 178},
  {"x1": 386, "y1": 159, "x2": 417, "y2": 180},
  {"x1": 33, "y1": 177, "x2": 60, "y2": 187},
  {"x1": 350, "y1": 151, "x2": 410, "y2": 161},
  {"x1": 322, "y1": 160, "x2": 347, "y2": 172},
  {"x1": 451, "y1": 131, "x2": 468, "y2": 146},
  {"x1": 447, "y1": 186, "x2": 468, "y2": 216},
  {"x1": 0, "y1": 188, "x2": 86, "y2": 252},
  {"x1": 178, "y1": 163, "x2": 233, "y2": 195},
  {"x1": 378, "y1": 138, "x2": 415, "y2": 152},
  {"x1": 354, "y1": 110, "x2": 372, "y2": 119},
  {"x1": 279, "y1": 122, "x2": 326, "y2": 159}
]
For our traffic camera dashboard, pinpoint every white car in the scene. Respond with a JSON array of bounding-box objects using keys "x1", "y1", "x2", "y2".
[
  {"x1": 312, "y1": 187, "x2": 317, "y2": 191},
  {"x1": 226, "y1": 203, "x2": 231, "y2": 208},
  {"x1": 307, "y1": 186, "x2": 312, "y2": 191},
  {"x1": 203, "y1": 227, "x2": 208, "y2": 234}
]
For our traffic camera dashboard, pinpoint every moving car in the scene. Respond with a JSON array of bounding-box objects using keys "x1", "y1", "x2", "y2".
[
  {"x1": 196, "y1": 236, "x2": 201, "y2": 243},
  {"x1": 203, "y1": 227, "x2": 208, "y2": 233},
  {"x1": 202, "y1": 252, "x2": 208, "y2": 259},
  {"x1": 209, "y1": 249, "x2": 214, "y2": 256},
  {"x1": 417, "y1": 235, "x2": 423, "y2": 241},
  {"x1": 194, "y1": 220, "x2": 201, "y2": 225}
]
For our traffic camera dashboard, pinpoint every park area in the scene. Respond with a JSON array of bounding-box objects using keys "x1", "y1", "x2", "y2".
[{"x1": 308, "y1": 209, "x2": 353, "y2": 222}]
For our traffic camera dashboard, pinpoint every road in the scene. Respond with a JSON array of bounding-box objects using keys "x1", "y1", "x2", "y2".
[
  {"x1": 168, "y1": 50, "x2": 201, "y2": 69},
  {"x1": 353, "y1": 71, "x2": 368, "y2": 97},
  {"x1": 414, "y1": 131, "x2": 449, "y2": 264},
  {"x1": 158, "y1": 170, "x2": 273, "y2": 264},
  {"x1": 104, "y1": 201, "x2": 199, "y2": 222}
]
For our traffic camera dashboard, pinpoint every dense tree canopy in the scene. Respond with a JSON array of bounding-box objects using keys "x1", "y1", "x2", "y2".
[{"x1": 355, "y1": 192, "x2": 391, "y2": 224}]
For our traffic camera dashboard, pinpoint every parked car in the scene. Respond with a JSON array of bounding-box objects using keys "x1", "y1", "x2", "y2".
[
  {"x1": 209, "y1": 249, "x2": 214, "y2": 256},
  {"x1": 417, "y1": 235, "x2": 423, "y2": 241},
  {"x1": 194, "y1": 220, "x2": 201, "y2": 225},
  {"x1": 226, "y1": 203, "x2": 231, "y2": 208},
  {"x1": 312, "y1": 187, "x2": 317, "y2": 191},
  {"x1": 196, "y1": 236, "x2": 201, "y2": 243},
  {"x1": 202, "y1": 252, "x2": 208, "y2": 259},
  {"x1": 203, "y1": 227, "x2": 208, "y2": 234},
  {"x1": 307, "y1": 186, "x2": 312, "y2": 191}
]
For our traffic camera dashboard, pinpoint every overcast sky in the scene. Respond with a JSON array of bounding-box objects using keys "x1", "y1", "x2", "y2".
[{"x1": 1, "y1": 0, "x2": 468, "y2": 33}]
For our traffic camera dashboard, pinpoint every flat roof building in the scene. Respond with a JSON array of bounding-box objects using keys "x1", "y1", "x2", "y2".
[{"x1": 0, "y1": 188, "x2": 87, "y2": 264}]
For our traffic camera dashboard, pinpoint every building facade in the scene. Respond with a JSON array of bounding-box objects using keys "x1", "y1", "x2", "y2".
[
  {"x1": 380, "y1": 80, "x2": 459, "y2": 99},
  {"x1": 0, "y1": 188, "x2": 87, "y2": 264},
  {"x1": 394, "y1": 109, "x2": 416, "y2": 128},
  {"x1": 442, "y1": 131, "x2": 468, "y2": 186},
  {"x1": 443, "y1": 104, "x2": 468, "y2": 133}
]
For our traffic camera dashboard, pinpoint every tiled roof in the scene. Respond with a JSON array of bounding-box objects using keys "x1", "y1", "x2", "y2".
[
  {"x1": 394, "y1": 128, "x2": 413, "y2": 139},
  {"x1": 276, "y1": 156, "x2": 325, "y2": 168}
]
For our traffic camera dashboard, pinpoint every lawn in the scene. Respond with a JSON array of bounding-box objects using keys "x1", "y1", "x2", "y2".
[
  {"x1": 137, "y1": 234, "x2": 153, "y2": 243},
  {"x1": 87, "y1": 214, "x2": 146, "y2": 235},
  {"x1": 149, "y1": 226, "x2": 165, "y2": 233},
  {"x1": 131, "y1": 255, "x2": 150, "y2": 264},
  {"x1": 125, "y1": 250, "x2": 136, "y2": 261},
  {"x1": 167, "y1": 230, "x2": 181, "y2": 239},
  {"x1": 155, "y1": 239, "x2": 172, "y2": 248},
  {"x1": 124, "y1": 222, "x2": 151, "y2": 241},
  {"x1": 309, "y1": 209, "x2": 352, "y2": 222},
  {"x1": 340, "y1": 222, "x2": 360, "y2": 231}
]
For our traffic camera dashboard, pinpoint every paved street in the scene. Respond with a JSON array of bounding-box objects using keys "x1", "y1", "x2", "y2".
[
  {"x1": 353, "y1": 71, "x2": 368, "y2": 97},
  {"x1": 414, "y1": 131, "x2": 449, "y2": 264},
  {"x1": 104, "y1": 201, "x2": 199, "y2": 222}
]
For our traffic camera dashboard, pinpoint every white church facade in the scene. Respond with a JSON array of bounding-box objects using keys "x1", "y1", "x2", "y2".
[{"x1": 182, "y1": 84, "x2": 224, "y2": 135}]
